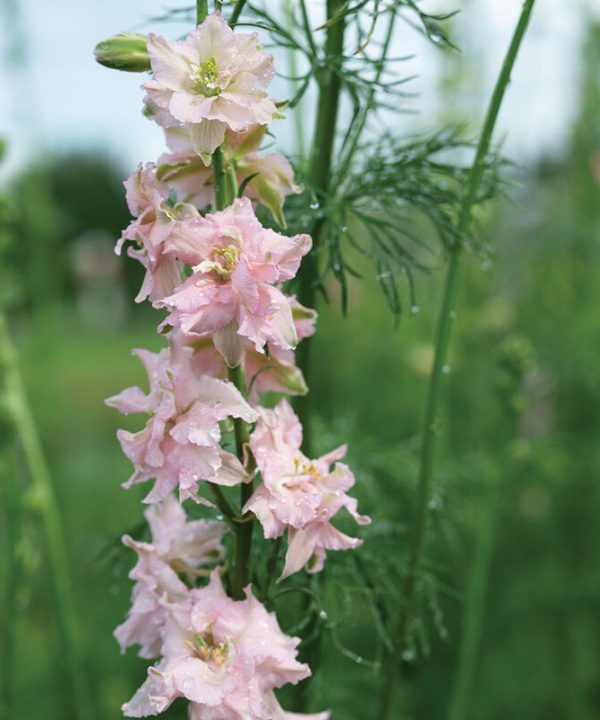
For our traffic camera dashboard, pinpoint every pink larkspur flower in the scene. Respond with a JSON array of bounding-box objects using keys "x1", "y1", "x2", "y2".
[
  {"x1": 180, "y1": 296, "x2": 317, "y2": 403},
  {"x1": 244, "y1": 400, "x2": 371, "y2": 580},
  {"x1": 159, "y1": 197, "x2": 311, "y2": 366},
  {"x1": 143, "y1": 13, "x2": 277, "y2": 161},
  {"x1": 115, "y1": 496, "x2": 225, "y2": 658},
  {"x1": 105, "y1": 343, "x2": 257, "y2": 503},
  {"x1": 118, "y1": 163, "x2": 198, "y2": 302},
  {"x1": 122, "y1": 571, "x2": 327, "y2": 719}
]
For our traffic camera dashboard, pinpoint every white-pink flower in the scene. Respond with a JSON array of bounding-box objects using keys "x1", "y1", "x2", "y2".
[
  {"x1": 118, "y1": 163, "x2": 198, "y2": 302},
  {"x1": 143, "y1": 13, "x2": 277, "y2": 161},
  {"x1": 244, "y1": 400, "x2": 371, "y2": 580},
  {"x1": 122, "y1": 571, "x2": 326, "y2": 719},
  {"x1": 115, "y1": 496, "x2": 225, "y2": 658},
  {"x1": 106, "y1": 343, "x2": 257, "y2": 503},
  {"x1": 159, "y1": 197, "x2": 311, "y2": 366},
  {"x1": 182, "y1": 296, "x2": 317, "y2": 403}
]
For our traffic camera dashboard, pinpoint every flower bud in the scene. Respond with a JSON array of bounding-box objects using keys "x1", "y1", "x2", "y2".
[{"x1": 94, "y1": 33, "x2": 150, "y2": 72}]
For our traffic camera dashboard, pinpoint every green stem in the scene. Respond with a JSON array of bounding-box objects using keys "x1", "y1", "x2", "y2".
[
  {"x1": 298, "y1": 0, "x2": 318, "y2": 59},
  {"x1": 296, "y1": 0, "x2": 346, "y2": 450},
  {"x1": 196, "y1": 0, "x2": 208, "y2": 24},
  {"x1": 229, "y1": 0, "x2": 246, "y2": 26},
  {"x1": 260, "y1": 536, "x2": 282, "y2": 602},
  {"x1": 378, "y1": 1, "x2": 537, "y2": 717},
  {"x1": 213, "y1": 146, "x2": 227, "y2": 210},
  {"x1": 0, "y1": 314, "x2": 93, "y2": 720},
  {"x1": 293, "y1": 6, "x2": 347, "y2": 710},
  {"x1": 207, "y1": 482, "x2": 237, "y2": 529},
  {"x1": 0, "y1": 442, "x2": 21, "y2": 719},
  {"x1": 226, "y1": 162, "x2": 238, "y2": 203},
  {"x1": 227, "y1": 363, "x2": 254, "y2": 600},
  {"x1": 448, "y1": 485, "x2": 498, "y2": 720}
]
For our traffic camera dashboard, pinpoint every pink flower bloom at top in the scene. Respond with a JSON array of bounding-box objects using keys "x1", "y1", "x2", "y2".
[
  {"x1": 105, "y1": 343, "x2": 257, "y2": 503},
  {"x1": 244, "y1": 400, "x2": 371, "y2": 580},
  {"x1": 118, "y1": 163, "x2": 199, "y2": 302},
  {"x1": 160, "y1": 197, "x2": 311, "y2": 367},
  {"x1": 143, "y1": 13, "x2": 277, "y2": 161},
  {"x1": 115, "y1": 495, "x2": 226, "y2": 658},
  {"x1": 122, "y1": 571, "x2": 327, "y2": 719}
]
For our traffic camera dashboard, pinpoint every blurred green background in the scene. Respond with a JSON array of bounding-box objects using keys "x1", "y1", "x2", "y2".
[{"x1": 1, "y1": 3, "x2": 600, "y2": 720}]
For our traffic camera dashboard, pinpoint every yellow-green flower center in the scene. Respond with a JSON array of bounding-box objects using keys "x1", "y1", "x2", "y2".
[
  {"x1": 198, "y1": 244, "x2": 241, "y2": 278},
  {"x1": 294, "y1": 456, "x2": 322, "y2": 478},
  {"x1": 191, "y1": 57, "x2": 221, "y2": 97},
  {"x1": 187, "y1": 630, "x2": 230, "y2": 669}
]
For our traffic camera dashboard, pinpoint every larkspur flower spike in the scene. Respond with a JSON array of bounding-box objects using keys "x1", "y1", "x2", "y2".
[{"x1": 103, "y1": 10, "x2": 367, "y2": 720}]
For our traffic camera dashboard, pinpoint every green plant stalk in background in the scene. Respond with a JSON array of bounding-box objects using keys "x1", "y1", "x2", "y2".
[
  {"x1": 378, "y1": 1, "x2": 537, "y2": 717},
  {"x1": 229, "y1": 0, "x2": 247, "y2": 27},
  {"x1": 296, "y1": 0, "x2": 346, "y2": 449},
  {"x1": 447, "y1": 481, "x2": 499, "y2": 720},
  {"x1": 0, "y1": 314, "x2": 93, "y2": 720},
  {"x1": 0, "y1": 435, "x2": 21, "y2": 719},
  {"x1": 291, "y1": 3, "x2": 347, "y2": 710}
]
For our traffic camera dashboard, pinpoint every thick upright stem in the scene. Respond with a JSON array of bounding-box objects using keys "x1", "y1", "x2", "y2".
[
  {"x1": 196, "y1": 0, "x2": 208, "y2": 24},
  {"x1": 378, "y1": 2, "x2": 537, "y2": 717},
  {"x1": 292, "y1": 4, "x2": 347, "y2": 711},
  {"x1": 0, "y1": 314, "x2": 93, "y2": 720},
  {"x1": 296, "y1": 0, "x2": 346, "y2": 448}
]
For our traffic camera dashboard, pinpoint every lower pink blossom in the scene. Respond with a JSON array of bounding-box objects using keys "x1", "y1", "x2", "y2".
[
  {"x1": 244, "y1": 400, "x2": 371, "y2": 579},
  {"x1": 106, "y1": 343, "x2": 257, "y2": 503},
  {"x1": 181, "y1": 297, "x2": 317, "y2": 403},
  {"x1": 115, "y1": 496, "x2": 225, "y2": 658},
  {"x1": 122, "y1": 571, "x2": 327, "y2": 719}
]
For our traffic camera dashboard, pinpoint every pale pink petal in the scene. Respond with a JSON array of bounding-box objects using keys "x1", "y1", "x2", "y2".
[
  {"x1": 280, "y1": 527, "x2": 317, "y2": 580},
  {"x1": 211, "y1": 449, "x2": 246, "y2": 487},
  {"x1": 146, "y1": 33, "x2": 194, "y2": 91},
  {"x1": 189, "y1": 119, "x2": 227, "y2": 160},
  {"x1": 122, "y1": 661, "x2": 178, "y2": 717}
]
